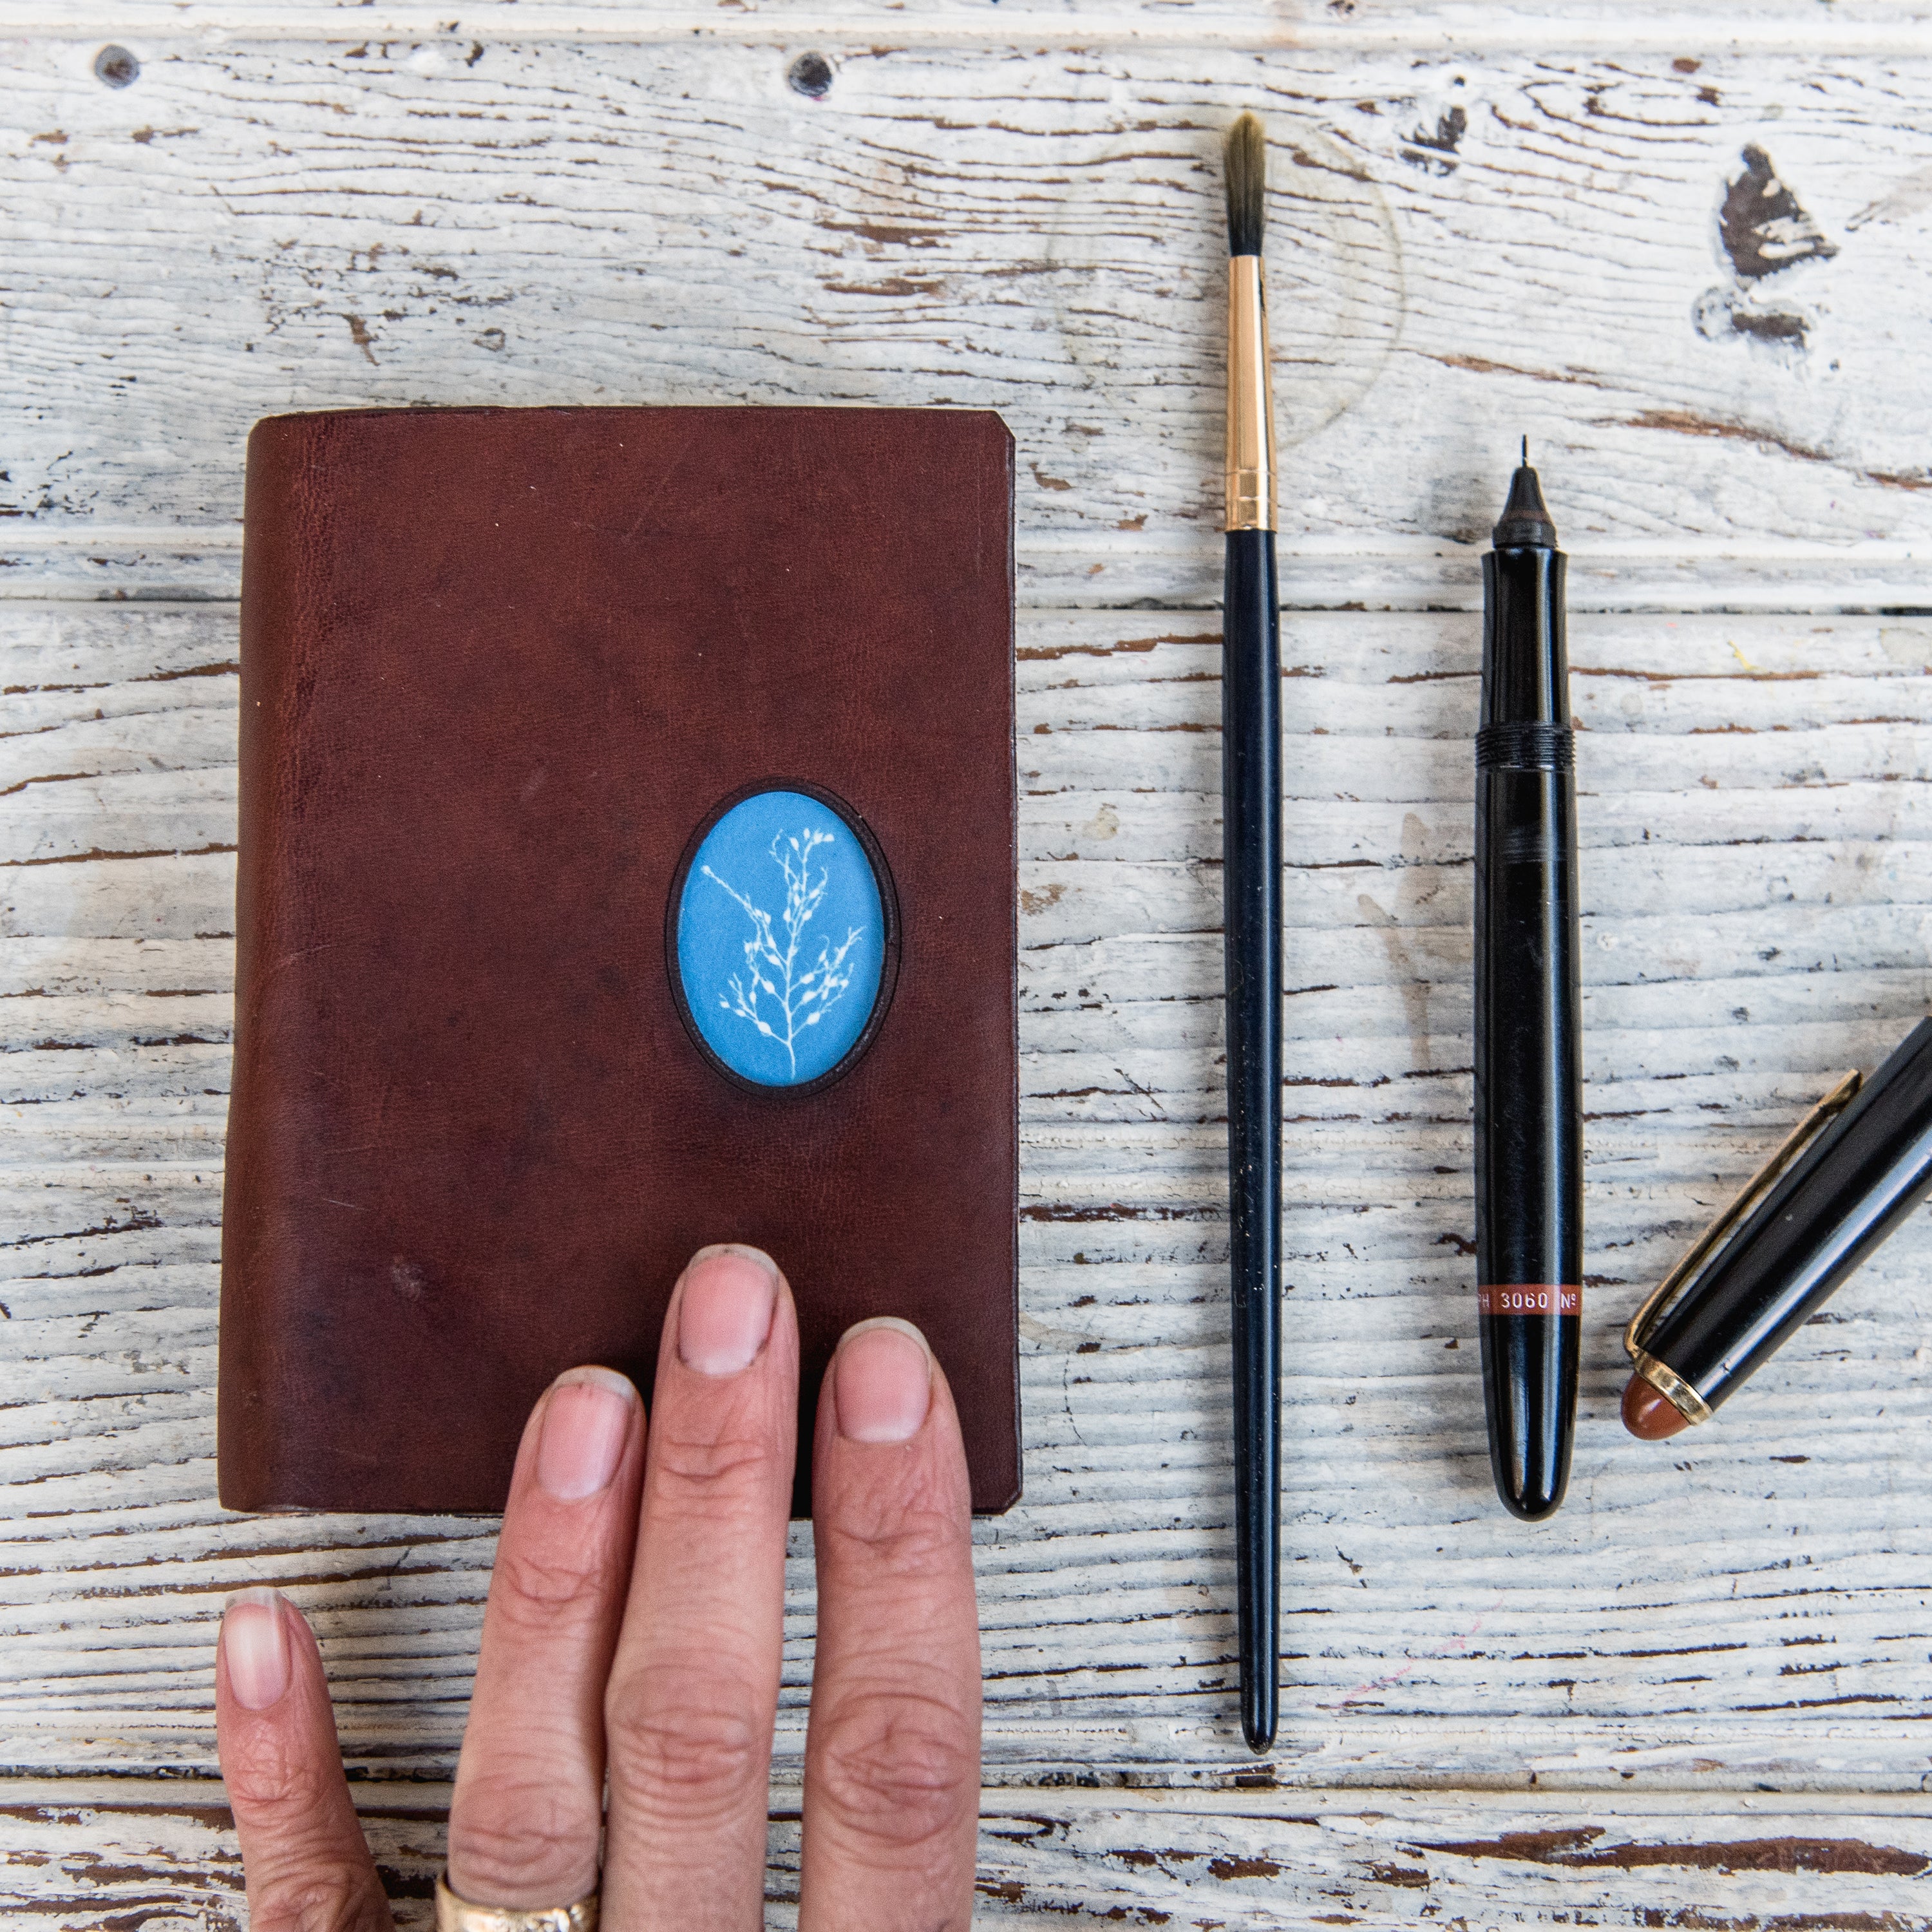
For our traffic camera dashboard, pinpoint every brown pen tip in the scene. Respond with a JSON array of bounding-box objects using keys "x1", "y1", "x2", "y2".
[{"x1": 1622, "y1": 1375, "x2": 1692, "y2": 1440}]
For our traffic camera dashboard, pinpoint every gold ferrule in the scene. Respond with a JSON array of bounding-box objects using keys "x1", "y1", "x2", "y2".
[
  {"x1": 1629, "y1": 1348, "x2": 1713, "y2": 1428},
  {"x1": 1224, "y1": 254, "x2": 1276, "y2": 533}
]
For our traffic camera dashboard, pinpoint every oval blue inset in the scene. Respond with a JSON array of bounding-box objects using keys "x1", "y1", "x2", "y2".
[{"x1": 675, "y1": 790, "x2": 886, "y2": 1089}]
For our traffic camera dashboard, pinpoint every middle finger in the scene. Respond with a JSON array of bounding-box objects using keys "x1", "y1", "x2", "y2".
[{"x1": 602, "y1": 1244, "x2": 800, "y2": 1932}]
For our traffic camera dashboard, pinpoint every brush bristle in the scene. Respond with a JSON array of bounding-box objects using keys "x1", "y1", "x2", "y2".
[{"x1": 1224, "y1": 113, "x2": 1266, "y2": 256}]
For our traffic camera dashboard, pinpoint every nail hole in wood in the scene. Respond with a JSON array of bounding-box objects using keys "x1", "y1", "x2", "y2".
[
  {"x1": 788, "y1": 52, "x2": 833, "y2": 99},
  {"x1": 94, "y1": 44, "x2": 140, "y2": 87}
]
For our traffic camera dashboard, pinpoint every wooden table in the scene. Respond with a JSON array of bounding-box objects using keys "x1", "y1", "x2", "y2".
[{"x1": 5, "y1": 3, "x2": 1932, "y2": 1922}]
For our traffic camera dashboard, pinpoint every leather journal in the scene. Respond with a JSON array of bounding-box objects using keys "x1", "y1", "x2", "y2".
[{"x1": 220, "y1": 406, "x2": 1018, "y2": 1515}]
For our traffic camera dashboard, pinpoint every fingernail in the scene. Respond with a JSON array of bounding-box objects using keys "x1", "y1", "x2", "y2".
[
  {"x1": 223, "y1": 1587, "x2": 290, "y2": 1711},
  {"x1": 835, "y1": 1317, "x2": 934, "y2": 1443},
  {"x1": 677, "y1": 1245, "x2": 780, "y2": 1378},
  {"x1": 536, "y1": 1366, "x2": 637, "y2": 1501}
]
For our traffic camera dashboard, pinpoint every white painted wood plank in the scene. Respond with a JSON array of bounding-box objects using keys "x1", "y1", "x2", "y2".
[
  {"x1": 5, "y1": 1, "x2": 1932, "y2": 51},
  {"x1": 6, "y1": 1779, "x2": 1931, "y2": 1930},
  {"x1": 6, "y1": 601, "x2": 1932, "y2": 1801},
  {"x1": 3, "y1": 37, "x2": 1931, "y2": 602}
]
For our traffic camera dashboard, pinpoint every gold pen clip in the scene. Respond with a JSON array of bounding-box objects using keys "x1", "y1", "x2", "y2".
[{"x1": 1624, "y1": 1071, "x2": 1863, "y2": 1406}]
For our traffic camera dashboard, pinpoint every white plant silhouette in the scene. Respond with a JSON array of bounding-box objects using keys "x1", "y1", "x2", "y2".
[{"x1": 703, "y1": 826, "x2": 866, "y2": 1079}]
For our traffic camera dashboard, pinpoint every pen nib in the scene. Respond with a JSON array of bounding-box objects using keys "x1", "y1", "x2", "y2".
[{"x1": 1493, "y1": 448, "x2": 1558, "y2": 549}]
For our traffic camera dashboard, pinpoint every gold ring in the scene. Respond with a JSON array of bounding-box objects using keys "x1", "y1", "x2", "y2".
[
  {"x1": 435, "y1": 1873, "x2": 599, "y2": 1932},
  {"x1": 1629, "y1": 1347, "x2": 1712, "y2": 1427}
]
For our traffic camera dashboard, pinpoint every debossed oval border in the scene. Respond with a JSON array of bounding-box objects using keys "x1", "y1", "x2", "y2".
[{"x1": 664, "y1": 778, "x2": 903, "y2": 1101}]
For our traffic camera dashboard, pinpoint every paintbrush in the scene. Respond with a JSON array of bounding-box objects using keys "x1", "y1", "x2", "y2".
[{"x1": 1220, "y1": 110, "x2": 1282, "y2": 1756}]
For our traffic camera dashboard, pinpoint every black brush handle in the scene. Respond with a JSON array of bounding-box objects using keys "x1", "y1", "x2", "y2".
[{"x1": 1223, "y1": 526, "x2": 1282, "y2": 1754}]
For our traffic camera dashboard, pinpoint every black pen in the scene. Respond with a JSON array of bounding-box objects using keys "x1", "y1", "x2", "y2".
[
  {"x1": 1220, "y1": 114, "x2": 1282, "y2": 1752},
  {"x1": 1625, "y1": 1018, "x2": 1932, "y2": 1441},
  {"x1": 1473, "y1": 444, "x2": 1582, "y2": 1520}
]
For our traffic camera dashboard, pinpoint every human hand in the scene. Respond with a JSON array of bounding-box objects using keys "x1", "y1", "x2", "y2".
[{"x1": 214, "y1": 1244, "x2": 981, "y2": 1930}]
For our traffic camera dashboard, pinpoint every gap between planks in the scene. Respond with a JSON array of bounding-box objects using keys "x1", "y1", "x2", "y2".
[
  {"x1": 8, "y1": 1775, "x2": 1932, "y2": 1820},
  {"x1": 4, "y1": 2, "x2": 1932, "y2": 56}
]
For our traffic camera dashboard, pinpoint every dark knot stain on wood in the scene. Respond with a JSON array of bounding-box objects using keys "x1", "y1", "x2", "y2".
[
  {"x1": 1410, "y1": 1829, "x2": 1931, "y2": 1877},
  {"x1": 1208, "y1": 1854, "x2": 1283, "y2": 1880},
  {"x1": 341, "y1": 314, "x2": 378, "y2": 365},
  {"x1": 787, "y1": 52, "x2": 833, "y2": 99},
  {"x1": 1728, "y1": 308, "x2": 1808, "y2": 345},
  {"x1": 1720, "y1": 146, "x2": 1839, "y2": 282},
  {"x1": 1401, "y1": 105, "x2": 1466, "y2": 175},
  {"x1": 1692, "y1": 146, "x2": 1840, "y2": 354}
]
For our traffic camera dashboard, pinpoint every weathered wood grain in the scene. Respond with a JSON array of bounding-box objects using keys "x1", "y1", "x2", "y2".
[
  {"x1": 8, "y1": 1781, "x2": 1932, "y2": 1930},
  {"x1": 8, "y1": 600, "x2": 1932, "y2": 1804},
  {"x1": 2, "y1": 28, "x2": 1931, "y2": 602}
]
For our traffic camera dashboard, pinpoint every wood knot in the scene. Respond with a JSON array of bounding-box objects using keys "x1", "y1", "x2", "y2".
[{"x1": 788, "y1": 52, "x2": 833, "y2": 99}]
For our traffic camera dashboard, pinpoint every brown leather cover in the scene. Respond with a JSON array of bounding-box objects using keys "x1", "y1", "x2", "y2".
[{"x1": 221, "y1": 406, "x2": 1018, "y2": 1515}]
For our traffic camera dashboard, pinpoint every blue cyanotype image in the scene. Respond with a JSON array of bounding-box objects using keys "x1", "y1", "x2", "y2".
[{"x1": 675, "y1": 789, "x2": 886, "y2": 1088}]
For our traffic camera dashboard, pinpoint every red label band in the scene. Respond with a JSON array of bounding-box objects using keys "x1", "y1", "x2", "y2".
[{"x1": 1477, "y1": 1284, "x2": 1582, "y2": 1317}]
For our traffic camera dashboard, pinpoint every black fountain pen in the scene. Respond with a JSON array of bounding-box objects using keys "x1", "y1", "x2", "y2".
[{"x1": 1474, "y1": 444, "x2": 1582, "y2": 1521}]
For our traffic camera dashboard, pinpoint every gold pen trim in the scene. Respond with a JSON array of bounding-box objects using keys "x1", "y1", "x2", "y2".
[
  {"x1": 1224, "y1": 255, "x2": 1276, "y2": 533},
  {"x1": 1622, "y1": 1068, "x2": 1863, "y2": 1400},
  {"x1": 1628, "y1": 1347, "x2": 1714, "y2": 1427}
]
